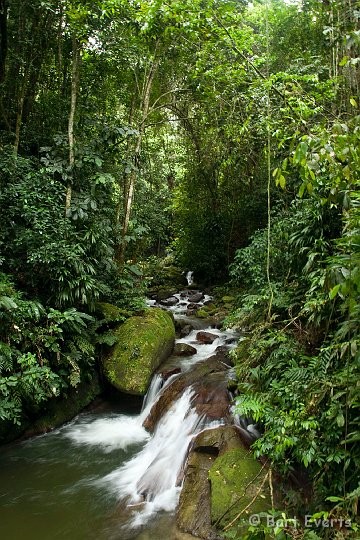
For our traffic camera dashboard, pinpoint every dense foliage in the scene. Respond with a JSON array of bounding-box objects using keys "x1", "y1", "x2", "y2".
[{"x1": 0, "y1": 0, "x2": 359, "y2": 537}]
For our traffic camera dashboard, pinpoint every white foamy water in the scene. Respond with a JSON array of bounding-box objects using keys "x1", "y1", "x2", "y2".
[
  {"x1": 186, "y1": 271, "x2": 194, "y2": 286},
  {"x1": 175, "y1": 325, "x2": 238, "y2": 371},
  {"x1": 65, "y1": 415, "x2": 150, "y2": 453},
  {"x1": 65, "y1": 373, "x2": 168, "y2": 454},
  {"x1": 98, "y1": 388, "x2": 211, "y2": 527},
  {"x1": 140, "y1": 373, "x2": 164, "y2": 417}
]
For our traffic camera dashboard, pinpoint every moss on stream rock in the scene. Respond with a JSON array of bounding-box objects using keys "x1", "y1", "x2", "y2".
[
  {"x1": 103, "y1": 308, "x2": 175, "y2": 395},
  {"x1": 209, "y1": 446, "x2": 271, "y2": 536},
  {"x1": 95, "y1": 302, "x2": 131, "y2": 324}
]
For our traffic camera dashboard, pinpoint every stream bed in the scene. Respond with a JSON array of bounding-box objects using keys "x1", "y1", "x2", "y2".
[{"x1": 0, "y1": 290, "x2": 241, "y2": 540}]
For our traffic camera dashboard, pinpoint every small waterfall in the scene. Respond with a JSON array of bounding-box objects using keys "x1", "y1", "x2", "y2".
[
  {"x1": 100, "y1": 388, "x2": 216, "y2": 528},
  {"x1": 186, "y1": 271, "x2": 194, "y2": 286},
  {"x1": 65, "y1": 375, "x2": 167, "y2": 454},
  {"x1": 140, "y1": 373, "x2": 164, "y2": 418}
]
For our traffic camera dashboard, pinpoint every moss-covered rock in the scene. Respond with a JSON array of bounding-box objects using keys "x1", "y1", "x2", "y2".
[
  {"x1": 196, "y1": 308, "x2": 210, "y2": 319},
  {"x1": 177, "y1": 426, "x2": 247, "y2": 540},
  {"x1": 221, "y1": 295, "x2": 235, "y2": 304},
  {"x1": 95, "y1": 302, "x2": 131, "y2": 323},
  {"x1": 209, "y1": 447, "x2": 271, "y2": 536},
  {"x1": 103, "y1": 308, "x2": 175, "y2": 395}
]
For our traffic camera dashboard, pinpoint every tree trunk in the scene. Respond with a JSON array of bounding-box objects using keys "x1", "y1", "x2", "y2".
[
  {"x1": 0, "y1": 0, "x2": 7, "y2": 84},
  {"x1": 13, "y1": 65, "x2": 29, "y2": 154},
  {"x1": 65, "y1": 35, "x2": 81, "y2": 215},
  {"x1": 118, "y1": 44, "x2": 160, "y2": 265}
]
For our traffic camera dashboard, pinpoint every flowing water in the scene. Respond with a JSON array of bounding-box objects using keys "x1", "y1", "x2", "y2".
[{"x1": 0, "y1": 290, "x2": 239, "y2": 539}]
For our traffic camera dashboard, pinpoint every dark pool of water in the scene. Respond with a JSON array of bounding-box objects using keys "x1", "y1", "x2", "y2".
[{"x1": 0, "y1": 404, "x2": 176, "y2": 540}]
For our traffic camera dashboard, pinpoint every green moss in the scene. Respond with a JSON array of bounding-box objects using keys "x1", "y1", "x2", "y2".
[
  {"x1": 103, "y1": 308, "x2": 175, "y2": 395},
  {"x1": 221, "y1": 295, "x2": 235, "y2": 303},
  {"x1": 209, "y1": 447, "x2": 270, "y2": 535},
  {"x1": 196, "y1": 308, "x2": 209, "y2": 318},
  {"x1": 96, "y1": 302, "x2": 130, "y2": 323}
]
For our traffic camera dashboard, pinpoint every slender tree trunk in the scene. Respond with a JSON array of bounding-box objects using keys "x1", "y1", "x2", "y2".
[
  {"x1": 0, "y1": 0, "x2": 7, "y2": 84},
  {"x1": 65, "y1": 35, "x2": 81, "y2": 215},
  {"x1": 14, "y1": 65, "x2": 29, "y2": 154},
  {"x1": 118, "y1": 45, "x2": 160, "y2": 264},
  {"x1": 115, "y1": 91, "x2": 136, "y2": 238}
]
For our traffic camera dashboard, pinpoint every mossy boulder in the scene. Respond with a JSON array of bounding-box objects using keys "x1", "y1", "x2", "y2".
[
  {"x1": 209, "y1": 446, "x2": 271, "y2": 536},
  {"x1": 95, "y1": 302, "x2": 131, "y2": 323},
  {"x1": 196, "y1": 308, "x2": 210, "y2": 319},
  {"x1": 221, "y1": 295, "x2": 235, "y2": 304},
  {"x1": 103, "y1": 308, "x2": 175, "y2": 395},
  {"x1": 177, "y1": 426, "x2": 247, "y2": 539}
]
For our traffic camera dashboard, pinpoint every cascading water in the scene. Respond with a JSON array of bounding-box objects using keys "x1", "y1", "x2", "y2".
[
  {"x1": 186, "y1": 271, "x2": 194, "y2": 286},
  {"x1": 99, "y1": 388, "x2": 215, "y2": 529},
  {"x1": 0, "y1": 288, "x2": 239, "y2": 540}
]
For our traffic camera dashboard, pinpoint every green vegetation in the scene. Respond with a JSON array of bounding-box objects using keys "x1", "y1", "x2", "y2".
[
  {"x1": 102, "y1": 307, "x2": 175, "y2": 395},
  {"x1": 0, "y1": 0, "x2": 359, "y2": 537}
]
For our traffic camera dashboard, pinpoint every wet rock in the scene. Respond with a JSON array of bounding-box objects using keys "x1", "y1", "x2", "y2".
[
  {"x1": 188, "y1": 292, "x2": 204, "y2": 303},
  {"x1": 173, "y1": 343, "x2": 197, "y2": 356},
  {"x1": 162, "y1": 367, "x2": 181, "y2": 381},
  {"x1": 180, "y1": 324, "x2": 193, "y2": 338},
  {"x1": 175, "y1": 319, "x2": 191, "y2": 331},
  {"x1": 176, "y1": 450, "x2": 214, "y2": 538},
  {"x1": 152, "y1": 287, "x2": 179, "y2": 302},
  {"x1": 215, "y1": 345, "x2": 229, "y2": 354},
  {"x1": 143, "y1": 357, "x2": 229, "y2": 432},
  {"x1": 193, "y1": 380, "x2": 230, "y2": 420},
  {"x1": 196, "y1": 331, "x2": 218, "y2": 344},
  {"x1": 187, "y1": 302, "x2": 201, "y2": 311},
  {"x1": 176, "y1": 426, "x2": 245, "y2": 540},
  {"x1": 160, "y1": 296, "x2": 179, "y2": 307}
]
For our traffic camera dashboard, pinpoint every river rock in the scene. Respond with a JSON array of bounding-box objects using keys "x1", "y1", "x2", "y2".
[
  {"x1": 173, "y1": 343, "x2": 197, "y2": 356},
  {"x1": 176, "y1": 426, "x2": 246, "y2": 539},
  {"x1": 162, "y1": 367, "x2": 181, "y2": 381},
  {"x1": 187, "y1": 302, "x2": 201, "y2": 312},
  {"x1": 196, "y1": 331, "x2": 218, "y2": 344},
  {"x1": 143, "y1": 357, "x2": 230, "y2": 432},
  {"x1": 188, "y1": 292, "x2": 204, "y2": 303},
  {"x1": 180, "y1": 324, "x2": 193, "y2": 338},
  {"x1": 103, "y1": 308, "x2": 175, "y2": 395},
  {"x1": 209, "y1": 446, "x2": 271, "y2": 537},
  {"x1": 160, "y1": 296, "x2": 179, "y2": 306}
]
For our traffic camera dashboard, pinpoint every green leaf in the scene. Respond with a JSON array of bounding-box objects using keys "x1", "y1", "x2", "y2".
[
  {"x1": 329, "y1": 284, "x2": 340, "y2": 299},
  {"x1": 279, "y1": 175, "x2": 286, "y2": 189},
  {"x1": 299, "y1": 183, "x2": 306, "y2": 198},
  {"x1": 0, "y1": 296, "x2": 18, "y2": 310},
  {"x1": 326, "y1": 496, "x2": 344, "y2": 503},
  {"x1": 349, "y1": 97, "x2": 357, "y2": 108}
]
